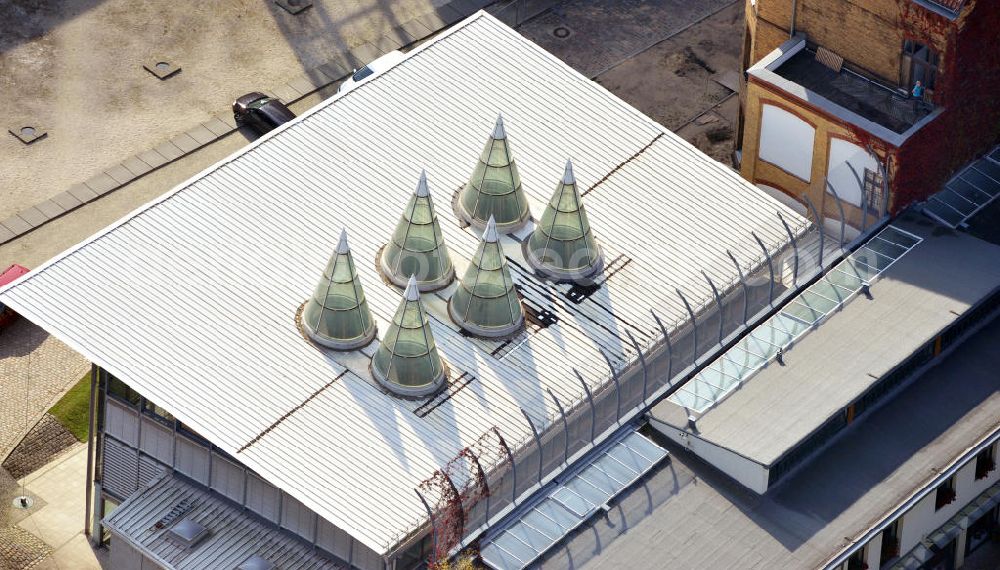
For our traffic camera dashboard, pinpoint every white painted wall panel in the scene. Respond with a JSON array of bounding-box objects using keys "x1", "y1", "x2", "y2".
[
  {"x1": 317, "y1": 518, "x2": 354, "y2": 562},
  {"x1": 759, "y1": 104, "x2": 815, "y2": 181},
  {"x1": 174, "y1": 437, "x2": 210, "y2": 485},
  {"x1": 246, "y1": 473, "x2": 280, "y2": 523},
  {"x1": 106, "y1": 400, "x2": 139, "y2": 447},
  {"x1": 281, "y1": 492, "x2": 315, "y2": 541},
  {"x1": 139, "y1": 418, "x2": 173, "y2": 465},
  {"x1": 110, "y1": 533, "x2": 143, "y2": 570},
  {"x1": 210, "y1": 454, "x2": 245, "y2": 504},
  {"x1": 827, "y1": 138, "x2": 877, "y2": 207}
]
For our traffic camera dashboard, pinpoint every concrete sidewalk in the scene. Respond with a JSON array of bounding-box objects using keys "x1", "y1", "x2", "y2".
[{"x1": 4, "y1": 445, "x2": 106, "y2": 570}]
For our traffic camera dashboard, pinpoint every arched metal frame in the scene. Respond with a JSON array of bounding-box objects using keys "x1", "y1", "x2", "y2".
[
  {"x1": 702, "y1": 270, "x2": 724, "y2": 346},
  {"x1": 726, "y1": 250, "x2": 750, "y2": 326},
  {"x1": 777, "y1": 212, "x2": 799, "y2": 286},
  {"x1": 574, "y1": 369, "x2": 596, "y2": 442},
  {"x1": 600, "y1": 348, "x2": 622, "y2": 423},
  {"x1": 802, "y1": 195, "x2": 824, "y2": 270},
  {"x1": 547, "y1": 388, "x2": 570, "y2": 465},
  {"x1": 752, "y1": 231, "x2": 776, "y2": 306},
  {"x1": 416, "y1": 489, "x2": 437, "y2": 560},
  {"x1": 825, "y1": 181, "x2": 848, "y2": 249},
  {"x1": 676, "y1": 288, "x2": 698, "y2": 365},
  {"x1": 651, "y1": 309, "x2": 673, "y2": 382},
  {"x1": 625, "y1": 329, "x2": 648, "y2": 403},
  {"x1": 493, "y1": 427, "x2": 516, "y2": 507},
  {"x1": 521, "y1": 409, "x2": 544, "y2": 484}
]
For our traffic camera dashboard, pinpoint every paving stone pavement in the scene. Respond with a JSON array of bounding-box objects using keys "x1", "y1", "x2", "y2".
[
  {"x1": 2, "y1": 415, "x2": 78, "y2": 481},
  {"x1": 0, "y1": 319, "x2": 89, "y2": 463},
  {"x1": 0, "y1": 466, "x2": 53, "y2": 570}
]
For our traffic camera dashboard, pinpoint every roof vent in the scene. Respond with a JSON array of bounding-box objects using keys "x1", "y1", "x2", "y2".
[
  {"x1": 372, "y1": 275, "x2": 447, "y2": 398},
  {"x1": 457, "y1": 114, "x2": 531, "y2": 234},
  {"x1": 449, "y1": 216, "x2": 525, "y2": 338},
  {"x1": 238, "y1": 555, "x2": 276, "y2": 570},
  {"x1": 380, "y1": 171, "x2": 455, "y2": 292},
  {"x1": 526, "y1": 159, "x2": 603, "y2": 282},
  {"x1": 302, "y1": 229, "x2": 378, "y2": 350},
  {"x1": 167, "y1": 517, "x2": 209, "y2": 549}
]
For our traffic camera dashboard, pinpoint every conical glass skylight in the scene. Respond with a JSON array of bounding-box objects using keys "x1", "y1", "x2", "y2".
[
  {"x1": 526, "y1": 160, "x2": 604, "y2": 281},
  {"x1": 372, "y1": 275, "x2": 447, "y2": 398},
  {"x1": 457, "y1": 115, "x2": 531, "y2": 233},
  {"x1": 449, "y1": 216, "x2": 525, "y2": 338},
  {"x1": 302, "y1": 229, "x2": 378, "y2": 350},
  {"x1": 380, "y1": 171, "x2": 455, "y2": 292}
]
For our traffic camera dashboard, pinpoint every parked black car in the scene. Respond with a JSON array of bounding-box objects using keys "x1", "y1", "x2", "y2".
[{"x1": 232, "y1": 92, "x2": 296, "y2": 135}]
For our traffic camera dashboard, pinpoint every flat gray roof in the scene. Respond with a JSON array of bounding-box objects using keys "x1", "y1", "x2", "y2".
[
  {"x1": 541, "y1": 310, "x2": 1000, "y2": 570},
  {"x1": 652, "y1": 212, "x2": 1000, "y2": 467}
]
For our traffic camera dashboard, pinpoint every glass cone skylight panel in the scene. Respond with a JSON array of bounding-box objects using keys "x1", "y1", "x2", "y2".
[
  {"x1": 526, "y1": 160, "x2": 603, "y2": 282},
  {"x1": 380, "y1": 171, "x2": 455, "y2": 292},
  {"x1": 372, "y1": 276, "x2": 446, "y2": 397},
  {"x1": 302, "y1": 229, "x2": 377, "y2": 350},
  {"x1": 923, "y1": 147, "x2": 1000, "y2": 228},
  {"x1": 668, "y1": 225, "x2": 922, "y2": 413},
  {"x1": 449, "y1": 216, "x2": 525, "y2": 337},
  {"x1": 458, "y1": 115, "x2": 531, "y2": 233},
  {"x1": 480, "y1": 431, "x2": 667, "y2": 570}
]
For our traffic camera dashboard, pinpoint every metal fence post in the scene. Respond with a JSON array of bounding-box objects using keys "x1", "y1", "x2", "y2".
[
  {"x1": 416, "y1": 489, "x2": 437, "y2": 558},
  {"x1": 803, "y1": 195, "x2": 824, "y2": 270},
  {"x1": 600, "y1": 348, "x2": 622, "y2": 423},
  {"x1": 846, "y1": 161, "x2": 868, "y2": 233},
  {"x1": 547, "y1": 388, "x2": 569, "y2": 465},
  {"x1": 574, "y1": 369, "x2": 596, "y2": 442},
  {"x1": 702, "y1": 270, "x2": 724, "y2": 346},
  {"x1": 651, "y1": 309, "x2": 673, "y2": 382},
  {"x1": 494, "y1": 427, "x2": 516, "y2": 507},
  {"x1": 726, "y1": 250, "x2": 749, "y2": 326},
  {"x1": 521, "y1": 409, "x2": 544, "y2": 484},
  {"x1": 626, "y1": 329, "x2": 648, "y2": 403},
  {"x1": 752, "y1": 231, "x2": 776, "y2": 305},
  {"x1": 677, "y1": 288, "x2": 698, "y2": 365},
  {"x1": 778, "y1": 212, "x2": 799, "y2": 286},
  {"x1": 825, "y1": 181, "x2": 847, "y2": 249}
]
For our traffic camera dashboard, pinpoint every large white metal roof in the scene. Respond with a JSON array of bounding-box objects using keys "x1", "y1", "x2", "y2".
[{"x1": 0, "y1": 12, "x2": 807, "y2": 555}]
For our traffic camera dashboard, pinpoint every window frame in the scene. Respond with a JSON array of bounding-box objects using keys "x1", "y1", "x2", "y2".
[{"x1": 934, "y1": 475, "x2": 957, "y2": 510}]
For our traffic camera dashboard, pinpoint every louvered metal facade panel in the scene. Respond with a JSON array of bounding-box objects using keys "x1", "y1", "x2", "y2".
[{"x1": 103, "y1": 436, "x2": 139, "y2": 499}]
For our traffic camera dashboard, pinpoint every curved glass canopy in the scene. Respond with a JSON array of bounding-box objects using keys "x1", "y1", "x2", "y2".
[
  {"x1": 380, "y1": 171, "x2": 455, "y2": 292},
  {"x1": 302, "y1": 229, "x2": 378, "y2": 350},
  {"x1": 526, "y1": 160, "x2": 603, "y2": 281},
  {"x1": 449, "y1": 216, "x2": 525, "y2": 338},
  {"x1": 457, "y1": 115, "x2": 531, "y2": 233},
  {"x1": 372, "y1": 275, "x2": 447, "y2": 397}
]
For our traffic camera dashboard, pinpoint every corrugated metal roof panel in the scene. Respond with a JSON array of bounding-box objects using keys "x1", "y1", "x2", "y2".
[{"x1": 1, "y1": 12, "x2": 807, "y2": 554}]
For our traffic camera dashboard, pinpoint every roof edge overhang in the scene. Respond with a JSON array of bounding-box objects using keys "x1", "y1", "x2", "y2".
[{"x1": 746, "y1": 36, "x2": 944, "y2": 148}]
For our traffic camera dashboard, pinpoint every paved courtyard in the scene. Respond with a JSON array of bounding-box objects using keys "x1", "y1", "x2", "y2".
[{"x1": 0, "y1": 319, "x2": 89, "y2": 463}]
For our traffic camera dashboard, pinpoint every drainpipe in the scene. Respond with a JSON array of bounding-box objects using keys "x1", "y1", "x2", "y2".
[{"x1": 790, "y1": 0, "x2": 798, "y2": 38}]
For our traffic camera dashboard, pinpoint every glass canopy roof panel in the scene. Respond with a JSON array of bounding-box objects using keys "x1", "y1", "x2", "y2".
[
  {"x1": 481, "y1": 431, "x2": 668, "y2": 570},
  {"x1": 666, "y1": 224, "x2": 922, "y2": 414},
  {"x1": 947, "y1": 179, "x2": 991, "y2": 206},
  {"x1": 960, "y1": 169, "x2": 1000, "y2": 198}
]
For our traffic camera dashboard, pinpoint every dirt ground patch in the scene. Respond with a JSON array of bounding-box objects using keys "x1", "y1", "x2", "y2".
[{"x1": 594, "y1": 1, "x2": 743, "y2": 133}]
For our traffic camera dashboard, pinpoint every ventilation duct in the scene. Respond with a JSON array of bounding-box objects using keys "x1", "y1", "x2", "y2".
[
  {"x1": 449, "y1": 216, "x2": 525, "y2": 338},
  {"x1": 372, "y1": 275, "x2": 447, "y2": 398},
  {"x1": 526, "y1": 160, "x2": 604, "y2": 281},
  {"x1": 380, "y1": 171, "x2": 455, "y2": 292},
  {"x1": 457, "y1": 115, "x2": 531, "y2": 233},
  {"x1": 302, "y1": 229, "x2": 378, "y2": 350}
]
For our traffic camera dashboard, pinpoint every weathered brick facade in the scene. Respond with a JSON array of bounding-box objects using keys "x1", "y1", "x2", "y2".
[{"x1": 739, "y1": 0, "x2": 1000, "y2": 217}]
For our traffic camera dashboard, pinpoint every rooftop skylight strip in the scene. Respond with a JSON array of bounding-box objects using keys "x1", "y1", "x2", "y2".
[{"x1": 667, "y1": 225, "x2": 922, "y2": 413}]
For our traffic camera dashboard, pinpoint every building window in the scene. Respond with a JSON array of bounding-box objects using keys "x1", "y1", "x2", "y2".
[
  {"x1": 863, "y1": 168, "x2": 885, "y2": 213},
  {"x1": 879, "y1": 519, "x2": 901, "y2": 566},
  {"x1": 100, "y1": 498, "x2": 119, "y2": 545},
  {"x1": 106, "y1": 375, "x2": 140, "y2": 406},
  {"x1": 846, "y1": 545, "x2": 867, "y2": 570},
  {"x1": 901, "y1": 40, "x2": 939, "y2": 92},
  {"x1": 141, "y1": 398, "x2": 175, "y2": 425},
  {"x1": 935, "y1": 476, "x2": 957, "y2": 510},
  {"x1": 975, "y1": 444, "x2": 996, "y2": 480}
]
